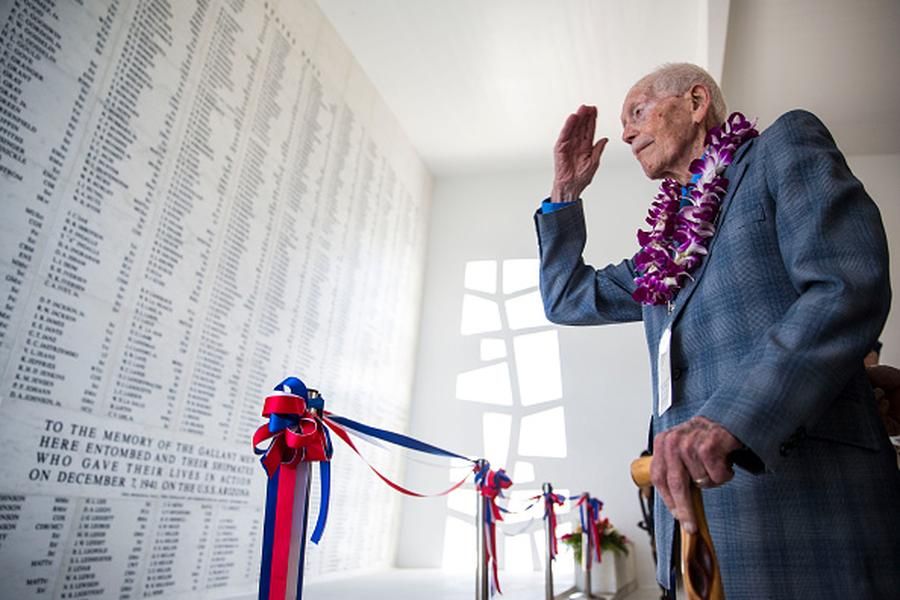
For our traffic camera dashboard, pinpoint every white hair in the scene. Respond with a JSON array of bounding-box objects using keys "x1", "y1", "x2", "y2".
[{"x1": 638, "y1": 63, "x2": 727, "y2": 125}]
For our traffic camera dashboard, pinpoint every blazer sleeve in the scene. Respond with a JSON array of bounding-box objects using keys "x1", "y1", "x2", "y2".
[
  {"x1": 697, "y1": 110, "x2": 891, "y2": 470},
  {"x1": 534, "y1": 200, "x2": 643, "y2": 325}
]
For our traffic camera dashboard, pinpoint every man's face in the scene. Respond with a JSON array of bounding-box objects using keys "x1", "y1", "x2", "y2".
[{"x1": 620, "y1": 84, "x2": 697, "y2": 181}]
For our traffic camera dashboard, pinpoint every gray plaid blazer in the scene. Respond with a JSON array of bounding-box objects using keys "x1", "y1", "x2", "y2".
[{"x1": 535, "y1": 110, "x2": 900, "y2": 598}]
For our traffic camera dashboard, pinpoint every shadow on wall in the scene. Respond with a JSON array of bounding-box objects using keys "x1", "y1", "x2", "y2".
[{"x1": 442, "y1": 258, "x2": 575, "y2": 573}]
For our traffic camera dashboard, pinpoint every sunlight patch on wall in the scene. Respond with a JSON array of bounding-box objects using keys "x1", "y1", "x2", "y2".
[
  {"x1": 442, "y1": 515, "x2": 476, "y2": 571},
  {"x1": 447, "y1": 488, "x2": 477, "y2": 517},
  {"x1": 534, "y1": 530, "x2": 550, "y2": 567},
  {"x1": 504, "y1": 488, "x2": 541, "y2": 524},
  {"x1": 505, "y1": 290, "x2": 550, "y2": 330},
  {"x1": 483, "y1": 412, "x2": 512, "y2": 468},
  {"x1": 519, "y1": 406, "x2": 567, "y2": 457},
  {"x1": 502, "y1": 258, "x2": 539, "y2": 294},
  {"x1": 465, "y1": 260, "x2": 498, "y2": 293},
  {"x1": 513, "y1": 330, "x2": 562, "y2": 407},
  {"x1": 479, "y1": 338, "x2": 507, "y2": 361},
  {"x1": 461, "y1": 294, "x2": 502, "y2": 335},
  {"x1": 445, "y1": 258, "x2": 569, "y2": 573},
  {"x1": 554, "y1": 522, "x2": 576, "y2": 574},
  {"x1": 504, "y1": 534, "x2": 534, "y2": 573},
  {"x1": 512, "y1": 460, "x2": 534, "y2": 483},
  {"x1": 449, "y1": 460, "x2": 475, "y2": 482},
  {"x1": 456, "y1": 363, "x2": 513, "y2": 405}
]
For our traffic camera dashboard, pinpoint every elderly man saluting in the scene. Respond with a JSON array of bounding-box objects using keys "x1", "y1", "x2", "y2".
[{"x1": 534, "y1": 63, "x2": 900, "y2": 598}]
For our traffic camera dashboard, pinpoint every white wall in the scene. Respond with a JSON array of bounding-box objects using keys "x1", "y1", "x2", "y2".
[
  {"x1": 396, "y1": 158, "x2": 662, "y2": 589},
  {"x1": 397, "y1": 151, "x2": 900, "y2": 591}
]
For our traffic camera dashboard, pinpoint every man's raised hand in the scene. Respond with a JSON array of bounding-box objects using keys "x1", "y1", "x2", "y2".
[{"x1": 551, "y1": 105, "x2": 608, "y2": 203}]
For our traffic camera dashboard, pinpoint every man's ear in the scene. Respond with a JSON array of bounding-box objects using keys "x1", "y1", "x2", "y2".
[{"x1": 689, "y1": 84, "x2": 711, "y2": 124}]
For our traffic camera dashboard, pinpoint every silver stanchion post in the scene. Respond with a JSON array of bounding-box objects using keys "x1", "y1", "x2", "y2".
[
  {"x1": 581, "y1": 492, "x2": 593, "y2": 599},
  {"x1": 542, "y1": 482, "x2": 554, "y2": 600},
  {"x1": 475, "y1": 459, "x2": 489, "y2": 600}
]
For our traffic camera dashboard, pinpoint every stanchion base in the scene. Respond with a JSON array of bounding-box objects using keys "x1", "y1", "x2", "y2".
[{"x1": 553, "y1": 587, "x2": 625, "y2": 600}]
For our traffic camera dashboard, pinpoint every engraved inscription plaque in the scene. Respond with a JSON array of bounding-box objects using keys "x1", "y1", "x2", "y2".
[{"x1": 0, "y1": 0, "x2": 430, "y2": 597}]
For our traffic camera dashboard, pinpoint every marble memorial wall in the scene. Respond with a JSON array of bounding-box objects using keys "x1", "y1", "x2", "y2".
[{"x1": 0, "y1": 0, "x2": 431, "y2": 597}]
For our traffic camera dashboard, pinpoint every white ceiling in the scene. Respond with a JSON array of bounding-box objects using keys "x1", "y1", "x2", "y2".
[{"x1": 316, "y1": 0, "x2": 900, "y2": 176}]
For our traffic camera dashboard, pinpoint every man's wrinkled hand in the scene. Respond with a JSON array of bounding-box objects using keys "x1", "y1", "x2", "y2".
[
  {"x1": 551, "y1": 105, "x2": 608, "y2": 203},
  {"x1": 651, "y1": 416, "x2": 742, "y2": 534}
]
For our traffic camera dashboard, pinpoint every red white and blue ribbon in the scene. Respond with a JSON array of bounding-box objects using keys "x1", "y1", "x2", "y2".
[
  {"x1": 254, "y1": 377, "x2": 332, "y2": 600},
  {"x1": 321, "y1": 413, "x2": 473, "y2": 498},
  {"x1": 474, "y1": 461, "x2": 513, "y2": 595},
  {"x1": 254, "y1": 376, "x2": 477, "y2": 600},
  {"x1": 542, "y1": 489, "x2": 566, "y2": 561},
  {"x1": 573, "y1": 494, "x2": 605, "y2": 565}
]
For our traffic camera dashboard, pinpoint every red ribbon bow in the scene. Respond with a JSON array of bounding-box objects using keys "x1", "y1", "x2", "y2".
[
  {"x1": 253, "y1": 393, "x2": 330, "y2": 475},
  {"x1": 478, "y1": 467, "x2": 512, "y2": 520}
]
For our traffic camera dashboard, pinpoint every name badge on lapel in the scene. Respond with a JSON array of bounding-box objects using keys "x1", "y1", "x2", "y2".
[{"x1": 657, "y1": 325, "x2": 672, "y2": 416}]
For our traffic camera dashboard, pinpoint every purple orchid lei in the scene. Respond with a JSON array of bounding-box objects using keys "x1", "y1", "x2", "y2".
[{"x1": 632, "y1": 112, "x2": 759, "y2": 306}]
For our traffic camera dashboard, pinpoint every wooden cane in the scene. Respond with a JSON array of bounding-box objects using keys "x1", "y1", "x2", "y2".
[{"x1": 630, "y1": 456, "x2": 724, "y2": 600}]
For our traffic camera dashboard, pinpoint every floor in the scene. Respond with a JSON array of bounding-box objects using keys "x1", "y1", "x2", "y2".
[{"x1": 233, "y1": 569, "x2": 663, "y2": 600}]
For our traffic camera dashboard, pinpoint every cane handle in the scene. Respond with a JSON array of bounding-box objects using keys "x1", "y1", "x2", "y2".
[{"x1": 629, "y1": 455, "x2": 725, "y2": 600}]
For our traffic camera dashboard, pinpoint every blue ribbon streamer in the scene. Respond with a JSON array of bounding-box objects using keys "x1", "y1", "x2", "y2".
[
  {"x1": 310, "y1": 460, "x2": 330, "y2": 544},
  {"x1": 259, "y1": 376, "x2": 474, "y2": 554},
  {"x1": 328, "y1": 414, "x2": 472, "y2": 462}
]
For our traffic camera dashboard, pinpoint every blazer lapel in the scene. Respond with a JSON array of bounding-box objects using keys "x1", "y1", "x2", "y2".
[{"x1": 669, "y1": 139, "x2": 756, "y2": 326}]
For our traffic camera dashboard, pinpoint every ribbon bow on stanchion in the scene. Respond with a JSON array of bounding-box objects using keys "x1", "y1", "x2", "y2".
[
  {"x1": 540, "y1": 483, "x2": 567, "y2": 600},
  {"x1": 253, "y1": 377, "x2": 332, "y2": 600},
  {"x1": 574, "y1": 493, "x2": 605, "y2": 566},
  {"x1": 541, "y1": 486, "x2": 566, "y2": 561},
  {"x1": 474, "y1": 460, "x2": 513, "y2": 596},
  {"x1": 253, "y1": 376, "x2": 477, "y2": 600}
]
